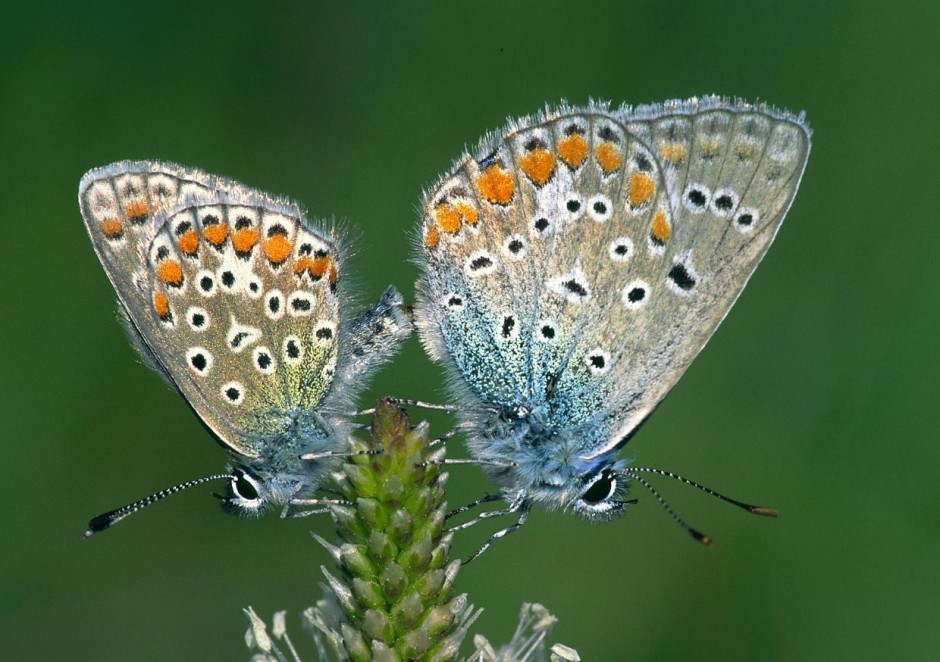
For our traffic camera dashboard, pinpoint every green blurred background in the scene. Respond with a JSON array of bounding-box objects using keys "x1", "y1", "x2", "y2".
[{"x1": 2, "y1": 1, "x2": 937, "y2": 659}]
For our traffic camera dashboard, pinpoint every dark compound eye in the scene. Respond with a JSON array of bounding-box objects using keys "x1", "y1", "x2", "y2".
[
  {"x1": 581, "y1": 469, "x2": 616, "y2": 505},
  {"x1": 232, "y1": 470, "x2": 259, "y2": 501}
]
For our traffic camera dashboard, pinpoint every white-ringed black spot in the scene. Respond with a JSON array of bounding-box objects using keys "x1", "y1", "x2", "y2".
[
  {"x1": 464, "y1": 250, "x2": 497, "y2": 277},
  {"x1": 156, "y1": 246, "x2": 170, "y2": 260},
  {"x1": 537, "y1": 320, "x2": 558, "y2": 343},
  {"x1": 667, "y1": 262, "x2": 697, "y2": 294},
  {"x1": 288, "y1": 292, "x2": 314, "y2": 317},
  {"x1": 252, "y1": 346, "x2": 276, "y2": 375},
  {"x1": 564, "y1": 123, "x2": 585, "y2": 136},
  {"x1": 314, "y1": 321, "x2": 336, "y2": 344},
  {"x1": 267, "y1": 223, "x2": 288, "y2": 237},
  {"x1": 226, "y1": 323, "x2": 261, "y2": 353},
  {"x1": 533, "y1": 217, "x2": 551, "y2": 235},
  {"x1": 710, "y1": 188, "x2": 739, "y2": 217},
  {"x1": 298, "y1": 243, "x2": 313, "y2": 256},
  {"x1": 265, "y1": 290, "x2": 284, "y2": 320},
  {"x1": 499, "y1": 313, "x2": 517, "y2": 341},
  {"x1": 221, "y1": 270, "x2": 236, "y2": 288},
  {"x1": 174, "y1": 220, "x2": 193, "y2": 236},
  {"x1": 234, "y1": 216, "x2": 252, "y2": 230},
  {"x1": 622, "y1": 279, "x2": 650, "y2": 310},
  {"x1": 503, "y1": 234, "x2": 527, "y2": 260},
  {"x1": 734, "y1": 208, "x2": 759, "y2": 233},
  {"x1": 587, "y1": 194, "x2": 612, "y2": 222},
  {"x1": 585, "y1": 349, "x2": 611, "y2": 375},
  {"x1": 567, "y1": 199, "x2": 581, "y2": 213},
  {"x1": 635, "y1": 152, "x2": 654, "y2": 172},
  {"x1": 221, "y1": 381, "x2": 245, "y2": 405},
  {"x1": 609, "y1": 237, "x2": 634, "y2": 263},
  {"x1": 199, "y1": 275, "x2": 214, "y2": 293},
  {"x1": 186, "y1": 306, "x2": 209, "y2": 332},
  {"x1": 202, "y1": 213, "x2": 220, "y2": 226},
  {"x1": 445, "y1": 293, "x2": 464, "y2": 311},
  {"x1": 246, "y1": 277, "x2": 263, "y2": 299},
  {"x1": 548, "y1": 266, "x2": 591, "y2": 304},
  {"x1": 283, "y1": 336, "x2": 303, "y2": 365},
  {"x1": 185, "y1": 347, "x2": 213, "y2": 376},
  {"x1": 683, "y1": 184, "x2": 710, "y2": 212},
  {"x1": 524, "y1": 137, "x2": 547, "y2": 151}
]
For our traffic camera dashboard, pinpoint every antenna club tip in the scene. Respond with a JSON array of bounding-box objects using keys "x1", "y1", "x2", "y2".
[
  {"x1": 699, "y1": 534, "x2": 713, "y2": 548},
  {"x1": 83, "y1": 529, "x2": 95, "y2": 539},
  {"x1": 750, "y1": 506, "x2": 779, "y2": 518}
]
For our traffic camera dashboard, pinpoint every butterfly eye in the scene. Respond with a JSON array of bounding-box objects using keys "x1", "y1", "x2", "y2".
[
  {"x1": 581, "y1": 468, "x2": 617, "y2": 505},
  {"x1": 231, "y1": 469, "x2": 261, "y2": 503}
]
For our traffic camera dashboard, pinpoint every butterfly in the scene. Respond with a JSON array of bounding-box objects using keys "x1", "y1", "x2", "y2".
[
  {"x1": 80, "y1": 161, "x2": 410, "y2": 534},
  {"x1": 413, "y1": 97, "x2": 810, "y2": 551}
]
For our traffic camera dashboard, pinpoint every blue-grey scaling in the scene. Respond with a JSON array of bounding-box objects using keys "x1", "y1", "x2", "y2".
[
  {"x1": 414, "y1": 97, "x2": 810, "y2": 535},
  {"x1": 80, "y1": 161, "x2": 410, "y2": 533}
]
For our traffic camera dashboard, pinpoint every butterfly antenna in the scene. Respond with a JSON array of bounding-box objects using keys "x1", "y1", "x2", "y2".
[
  {"x1": 627, "y1": 467, "x2": 779, "y2": 517},
  {"x1": 84, "y1": 473, "x2": 232, "y2": 538},
  {"x1": 625, "y1": 472, "x2": 713, "y2": 546}
]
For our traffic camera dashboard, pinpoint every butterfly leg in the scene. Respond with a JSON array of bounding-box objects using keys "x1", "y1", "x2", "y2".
[
  {"x1": 429, "y1": 428, "x2": 459, "y2": 448},
  {"x1": 446, "y1": 492, "x2": 504, "y2": 520},
  {"x1": 447, "y1": 492, "x2": 525, "y2": 533},
  {"x1": 461, "y1": 503, "x2": 531, "y2": 565}
]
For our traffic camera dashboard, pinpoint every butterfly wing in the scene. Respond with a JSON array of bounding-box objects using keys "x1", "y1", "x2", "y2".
[
  {"x1": 416, "y1": 99, "x2": 809, "y2": 461},
  {"x1": 79, "y1": 161, "x2": 346, "y2": 457}
]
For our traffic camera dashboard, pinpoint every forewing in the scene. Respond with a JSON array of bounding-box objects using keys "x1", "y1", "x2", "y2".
[{"x1": 79, "y1": 163, "x2": 344, "y2": 455}]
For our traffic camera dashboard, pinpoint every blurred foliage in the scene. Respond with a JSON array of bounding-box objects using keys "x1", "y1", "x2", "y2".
[{"x1": 1, "y1": 1, "x2": 938, "y2": 660}]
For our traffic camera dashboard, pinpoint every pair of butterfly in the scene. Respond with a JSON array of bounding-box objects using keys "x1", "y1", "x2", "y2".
[{"x1": 81, "y1": 97, "x2": 810, "y2": 553}]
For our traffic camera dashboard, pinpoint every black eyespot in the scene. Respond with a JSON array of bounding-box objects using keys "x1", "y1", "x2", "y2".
[
  {"x1": 221, "y1": 271, "x2": 235, "y2": 287},
  {"x1": 256, "y1": 352, "x2": 271, "y2": 370},
  {"x1": 593, "y1": 201, "x2": 607, "y2": 214},
  {"x1": 598, "y1": 126, "x2": 617, "y2": 142},
  {"x1": 267, "y1": 224, "x2": 288, "y2": 237},
  {"x1": 508, "y1": 239, "x2": 524, "y2": 254},
  {"x1": 191, "y1": 313, "x2": 205, "y2": 328},
  {"x1": 737, "y1": 212, "x2": 754, "y2": 226},
  {"x1": 501, "y1": 315, "x2": 515, "y2": 339},
  {"x1": 249, "y1": 282, "x2": 259, "y2": 293},
  {"x1": 232, "y1": 470, "x2": 259, "y2": 501},
  {"x1": 447, "y1": 295, "x2": 463, "y2": 308},
  {"x1": 286, "y1": 340, "x2": 300, "y2": 358},
  {"x1": 687, "y1": 188, "x2": 707, "y2": 207},
  {"x1": 564, "y1": 279, "x2": 588, "y2": 298},
  {"x1": 268, "y1": 296, "x2": 280, "y2": 313},
  {"x1": 225, "y1": 386, "x2": 241, "y2": 401},
  {"x1": 614, "y1": 244, "x2": 628, "y2": 256},
  {"x1": 541, "y1": 325, "x2": 555, "y2": 339},
  {"x1": 314, "y1": 249, "x2": 329, "y2": 259},
  {"x1": 668, "y1": 263, "x2": 696, "y2": 291},
  {"x1": 316, "y1": 326, "x2": 334, "y2": 340},
  {"x1": 534, "y1": 217, "x2": 549, "y2": 232},
  {"x1": 714, "y1": 194, "x2": 734, "y2": 211},
  {"x1": 200, "y1": 275, "x2": 213, "y2": 291},
  {"x1": 635, "y1": 153, "x2": 653, "y2": 172},
  {"x1": 589, "y1": 354, "x2": 605, "y2": 369},
  {"x1": 628, "y1": 287, "x2": 646, "y2": 303},
  {"x1": 582, "y1": 469, "x2": 616, "y2": 505},
  {"x1": 175, "y1": 221, "x2": 192, "y2": 236},
  {"x1": 299, "y1": 243, "x2": 313, "y2": 256},
  {"x1": 190, "y1": 353, "x2": 207, "y2": 371},
  {"x1": 234, "y1": 216, "x2": 252, "y2": 230},
  {"x1": 470, "y1": 255, "x2": 493, "y2": 271},
  {"x1": 156, "y1": 246, "x2": 170, "y2": 260},
  {"x1": 202, "y1": 214, "x2": 220, "y2": 225},
  {"x1": 565, "y1": 124, "x2": 585, "y2": 136},
  {"x1": 566, "y1": 199, "x2": 581, "y2": 212},
  {"x1": 291, "y1": 297, "x2": 311, "y2": 312}
]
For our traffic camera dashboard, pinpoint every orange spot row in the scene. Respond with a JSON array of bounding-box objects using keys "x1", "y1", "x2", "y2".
[
  {"x1": 295, "y1": 256, "x2": 334, "y2": 281},
  {"x1": 476, "y1": 164, "x2": 515, "y2": 205},
  {"x1": 558, "y1": 134, "x2": 588, "y2": 169},
  {"x1": 232, "y1": 228, "x2": 259, "y2": 254},
  {"x1": 153, "y1": 291, "x2": 170, "y2": 320},
  {"x1": 628, "y1": 173, "x2": 656, "y2": 207},
  {"x1": 424, "y1": 223, "x2": 439, "y2": 249},
  {"x1": 203, "y1": 223, "x2": 229, "y2": 247},
  {"x1": 518, "y1": 149, "x2": 556, "y2": 186},
  {"x1": 263, "y1": 234, "x2": 292, "y2": 264},
  {"x1": 432, "y1": 200, "x2": 479, "y2": 236},
  {"x1": 177, "y1": 230, "x2": 199, "y2": 256},
  {"x1": 659, "y1": 142, "x2": 686, "y2": 164},
  {"x1": 594, "y1": 142, "x2": 622, "y2": 174},
  {"x1": 157, "y1": 259, "x2": 184, "y2": 286},
  {"x1": 650, "y1": 209, "x2": 671, "y2": 245},
  {"x1": 100, "y1": 218, "x2": 123, "y2": 239},
  {"x1": 125, "y1": 199, "x2": 149, "y2": 220}
]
